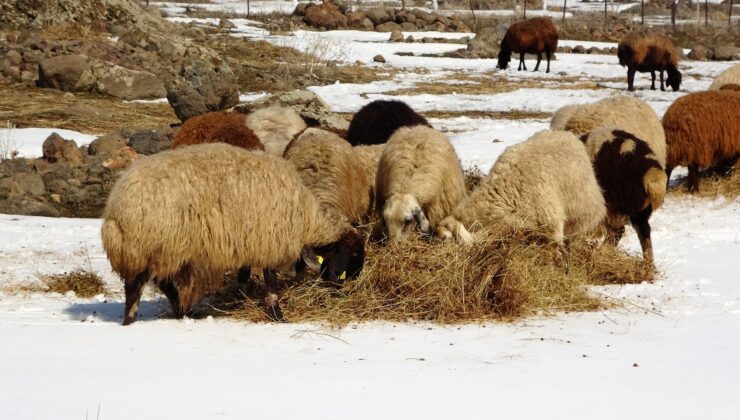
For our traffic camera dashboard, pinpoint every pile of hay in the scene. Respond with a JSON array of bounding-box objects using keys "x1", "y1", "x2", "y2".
[
  {"x1": 669, "y1": 166, "x2": 740, "y2": 199},
  {"x1": 29, "y1": 269, "x2": 107, "y2": 298},
  {"x1": 205, "y1": 226, "x2": 656, "y2": 325}
]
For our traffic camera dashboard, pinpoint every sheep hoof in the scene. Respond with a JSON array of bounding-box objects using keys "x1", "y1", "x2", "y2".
[{"x1": 266, "y1": 304, "x2": 285, "y2": 322}]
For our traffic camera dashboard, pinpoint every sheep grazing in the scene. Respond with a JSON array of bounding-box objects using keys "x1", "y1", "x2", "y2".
[
  {"x1": 436, "y1": 130, "x2": 606, "y2": 253},
  {"x1": 580, "y1": 128, "x2": 667, "y2": 263},
  {"x1": 497, "y1": 17, "x2": 559, "y2": 73},
  {"x1": 375, "y1": 126, "x2": 467, "y2": 242},
  {"x1": 617, "y1": 32, "x2": 681, "y2": 92},
  {"x1": 246, "y1": 104, "x2": 308, "y2": 156},
  {"x1": 284, "y1": 128, "x2": 371, "y2": 225},
  {"x1": 662, "y1": 90, "x2": 740, "y2": 192},
  {"x1": 549, "y1": 104, "x2": 579, "y2": 130},
  {"x1": 172, "y1": 111, "x2": 264, "y2": 151},
  {"x1": 346, "y1": 99, "x2": 431, "y2": 146},
  {"x1": 101, "y1": 143, "x2": 365, "y2": 325},
  {"x1": 353, "y1": 143, "x2": 385, "y2": 209},
  {"x1": 560, "y1": 95, "x2": 667, "y2": 167},
  {"x1": 709, "y1": 64, "x2": 740, "y2": 91}
]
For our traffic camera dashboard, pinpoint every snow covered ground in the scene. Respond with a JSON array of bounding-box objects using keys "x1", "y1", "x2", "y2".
[{"x1": 1, "y1": 6, "x2": 739, "y2": 420}]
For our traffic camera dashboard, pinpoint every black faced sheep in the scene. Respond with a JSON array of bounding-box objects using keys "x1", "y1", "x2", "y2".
[
  {"x1": 617, "y1": 32, "x2": 682, "y2": 92},
  {"x1": 497, "y1": 17, "x2": 559, "y2": 73},
  {"x1": 375, "y1": 126, "x2": 466, "y2": 242},
  {"x1": 346, "y1": 99, "x2": 431, "y2": 146},
  {"x1": 580, "y1": 128, "x2": 667, "y2": 263},
  {"x1": 662, "y1": 90, "x2": 740, "y2": 192},
  {"x1": 101, "y1": 143, "x2": 365, "y2": 325},
  {"x1": 436, "y1": 130, "x2": 606, "y2": 254},
  {"x1": 172, "y1": 111, "x2": 264, "y2": 150}
]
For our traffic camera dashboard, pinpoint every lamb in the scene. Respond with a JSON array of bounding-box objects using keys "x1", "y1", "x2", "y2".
[
  {"x1": 346, "y1": 99, "x2": 431, "y2": 146},
  {"x1": 436, "y1": 130, "x2": 606, "y2": 253},
  {"x1": 561, "y1": 95, "x2": 667, "y2": 167},
  {"x1": 375, "y1": 126, "x2": 467, "y2": 242},
  {"x1": 580, "y1": 128, "x2": 667, "y2": 262},
  {"x1": 662, "y1": 90, "x2": 740, "y2": 192},
  {"x1": 101, "y1": 143, "x2": 365, "y2": 325},
  {"x1": 617, "y1": 32, "x2": 682, "y2": 92},
  {"x1": 172, "y1": 111, "x2": 264, "y2": 150},
  {"x1": 284, "y1": 128, "x2": 371, "y2": 225},
  {"x1": 709, "y1": 64, "x2": 740, "y2": 91},
  {"x1": 497, "y1": 17, "x2": 559, "y2": 73},
  {"x1": 549, "y1": 104, "x2": 579, "y2": 130},
  {"x1": 245, "y1": 104, "x2": 308, "y2": 156}
]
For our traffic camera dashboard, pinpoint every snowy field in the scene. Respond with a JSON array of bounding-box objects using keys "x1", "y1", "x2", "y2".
[{"x1": 1, "y1": 4, "x2": 740, "y2": 419}]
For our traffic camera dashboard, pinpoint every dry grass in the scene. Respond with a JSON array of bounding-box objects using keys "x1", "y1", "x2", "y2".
[
  {"x1": 0, "y1": 82, "x2": 176, "y2": 134},
  {"x1": 383, "y1": 77, "x2": 598, "y2": 97},
  {"x1": 422, "y1": 109, "x2": 552, "y2": 120},
  {"x1": 668, "y1": 168, "x2": 740, "y2": 199},
  {"x1": 22, "y1": 269, "x2": 107, "y2": 298},
  {"x1": 41, "y1": 24, "x2": 107, "y2": 42},
  {"x1": 463, "y1": 166, "x2": 485, "y2": 192},
  {"x1": 201, "y1": 226, "x2": 655, "y2": 325}
]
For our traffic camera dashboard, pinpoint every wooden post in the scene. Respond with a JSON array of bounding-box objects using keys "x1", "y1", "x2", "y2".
[
  {"x1": 247, "y1": 0, "x2": 251, "y2": 16},
  {"x1": 604, "y1": 0, "x2": 608, "y2": 29},
  {"x1": 705, "y1": 0, "x2": 708, "y2": 26},
  {"x1": 563, "y1": 0, "x2": 567, "y2": 22},
  {"x1": 730, "y1": 0, "x2": 734, "y2": 28},
  {"x1": 671, "y1": 0, "x2": 677, "y2": 30},
  {"x1": 641, "y1": 0, "x2": 644, "y2": 24},
  {"x1": 524, "y1": 0, "x2": 527, "y2": 19}
]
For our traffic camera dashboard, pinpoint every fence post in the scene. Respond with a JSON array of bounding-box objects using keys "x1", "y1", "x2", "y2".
[
  {"x1": 563, "y1": 0, "x2": 567, "y2": 22},
  {"x1": 671, "y1": 0, "x2": 677, "y2": 30},
  {"x1": 730, "y1": 0, "x2": 735, "y2": 29},
  {"x1": 524, "y1": 0, "x2": 527, "y2": 19},
  {"x1": 641, "y1": 0, "x2": 644, "y2": 24},
  {"x1": 705, "y1": 0, "x2": 708, "y2": 26},
  {"x1": 604, "y1": 0, "x2": 608, "y2": 30}
]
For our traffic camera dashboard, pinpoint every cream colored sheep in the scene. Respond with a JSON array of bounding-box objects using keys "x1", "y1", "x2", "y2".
[
  {"x1": 375, "y1": 126, "x2": 466, "y2": 242},
  {"x1": 563, "y1": 95, "x2": 666, "y2": 167},
  {"x1": 436, "y1": 130, "x2": 606, "y2": 249},
  {"x1": 709, "y1": 64, "x2": 740, "y2": 91},
  {"x1": 284, "y1": 128, "x2": 371, "y2": 224},
  {"x1": 549, "y1": 104, "x2": 579, "y2": 130},
  {"x1": 353, "y1": 143, "x2": 385, "y2": 211},
  {"x1": 101, "y1": 143, "x2": 365, "y2": 325},
  {"x1": 246, "y1": 104, "x2": 308, "y2": 156}
]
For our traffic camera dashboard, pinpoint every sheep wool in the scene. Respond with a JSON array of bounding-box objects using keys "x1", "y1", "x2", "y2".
[
  {"x1": 172, "y1": 111, "x2": 264, "y2": 150},
  {"x1": 617, "y1": 32, "x2": 681, "y2": 91},
  {"x1": 549, "y1": 104, "x2": 579, "y2": 130},
  {"x1": 375, "y1": 126, "x2": 466, "y2": 241},
  {"x1": 246, "y1": 104, "x2": 308, "y2": 156},
  {"x1": 437, "y1": 130, "x2": 606, "y2": 245},
  {"x1": 497, "y1": 17, "x2": 559, "y2": 73},
  {"x1": 346, "y1": 99, "x2": 430, "y2": 146},
  {"x1": 709, "y1": 64, "x2": 740, "y2": 91}
]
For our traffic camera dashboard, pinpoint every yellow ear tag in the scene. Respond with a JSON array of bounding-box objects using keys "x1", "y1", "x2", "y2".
[
  {"x1": 317, "y1": 255, "x2": 324, "y2": 264},
  {"x1": 340, "y1": 271, "x2": 347, "y2": 280}
]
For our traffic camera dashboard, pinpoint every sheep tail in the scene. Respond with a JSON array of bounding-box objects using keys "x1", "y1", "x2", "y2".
[
  {"x1": 101, "y1": 219, "x2": 125, "y2": 272},
  {"x1": 643, "y1": 167, "x2": 667, "y2": 211}
]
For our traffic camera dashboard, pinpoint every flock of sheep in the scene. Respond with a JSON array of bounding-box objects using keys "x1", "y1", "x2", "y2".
[{"x1": 100, "y1": 21, "x2": 740, "y2": 325}]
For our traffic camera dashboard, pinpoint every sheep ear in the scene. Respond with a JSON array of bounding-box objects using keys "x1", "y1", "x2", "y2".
[
  {"x1": 413, "y1": 208, "x2": 431, "y2": 235},
  {"x1": 300, "y1": 248, "x2": 322, "y2": 271}
]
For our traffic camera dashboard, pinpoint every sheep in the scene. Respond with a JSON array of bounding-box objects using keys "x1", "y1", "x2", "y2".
[
  {"x1": 375, "y1": 126, "x2": 467, "y2": 242},
  {"x1": 561, "y1": 95, "x2": 667, "y2": 167},
  {"x1": 709, "y1": 64, "x2": 740, "y2": 91},
  {"x1": 346, "y1": 99, "x2": 431, "y2": 146},
  {"x1": 172, "y1": 111, "x2": 264, "y2": 150},
  {"x1": 353, "y1": 143, "x2": 385, "y2": 209},
  {"x1": 283, "y1": 128, "x2": 371, "y2": 225},
  {"x1": 662, "y1": 90, "x2": 740, "y2": 192},
  {"x1": 719, "y1": 84, "x2": 740, "y2": 92},
  {"x1": 549, "y1": 104, "x2": 579, "y2": 130},
  {"x1": 580, "y1": 128, "x2": 667, "y2": 263},
  {"x1": 101, "y1": 143, "x2": 366, "y2": 325},
  {"x1": 617, "y1": 32, "x2": 682, "y2": 92},
  {"x1": 436, "y1": 130, "x2": 606, "y2": 255},
  {"x1": 497, "y1": 17, "x2": 559, "y2": 73},
  {"x1": 245, "y1": 104, "x2": 308, "y2": 156}
]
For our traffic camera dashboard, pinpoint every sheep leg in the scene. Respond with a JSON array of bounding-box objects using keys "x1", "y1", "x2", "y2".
[
  {"x1": 627, "y1": 67, "x2": 636, "y2": 91},
  {"x1": 519, "y1": 52, "x2": 527, "y2": 71},
  {"x1": 631, "y1": 208, "x2": 654, "y2": 264},
  {"x1": 236, "y1": 266, "x2": 251, "y2": 295},
  {"x1": 559, "y1": 238, "x2": 572, "y2": 274},
  {"x1": 263, "y1": 268, "x2": 284, "y2": 322},
  {"x1": 650, "y1": 71, "x2": 656, "y2": 90},
  {"x1": 687, "y1": 164, "x2": 700, "y2": 193},
  {"x1": 659, "y1": 70, "x2": 666, "y2": 91},
  {"x1": 665, "y1": 165, "x2": 674, "y2": 188},
  {"x1": 158, "y1": 279, "x2": 182, "y2": 318},
  {"x1": 534, "y1": 52, "x2": 542, "y2": 72},
  {"x1": 123, "y1": 270, "x2": 148, "y2": 325},
  {"x1": 545, "y1": 50, "x2": 551, "y2": 73}
]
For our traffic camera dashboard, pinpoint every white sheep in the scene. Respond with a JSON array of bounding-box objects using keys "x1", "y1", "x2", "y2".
[
  {"x1": 436, "y1": 130, "x2": 606, "y2": 251},
  {"x1": 549, "y1": 104, "x2": 579, "y2": 130},
  {"x1": 375, "y1": 126, "x2": 467, "y2": 242},
  {"x1": 353, "y1": 143, "x2": 385, "y2": 212},
  {"x1": 246, "y1": 104, "x2": 307, "y2": 156},
  {"x1": 709, "y1": 64, "x2": 740, "y2": 91},
  {"x1": 101, "y1": 143, "x2": 365, "y2": 325}
]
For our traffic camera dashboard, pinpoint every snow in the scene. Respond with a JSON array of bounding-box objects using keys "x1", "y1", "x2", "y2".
[{"x1": 5, "y1": 128, "x2": 98, "y2": 159}]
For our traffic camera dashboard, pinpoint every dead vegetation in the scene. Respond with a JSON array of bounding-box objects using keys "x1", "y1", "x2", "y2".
[
  {"x1": 17, "y1": 269, "x2": 107, "y2": 298},
  {"x1": 421, "y1": 109, "x2": 552, "y2": 120},
  {"x1": 668, "y1": 166, "x2": 740, "y2": 199}
]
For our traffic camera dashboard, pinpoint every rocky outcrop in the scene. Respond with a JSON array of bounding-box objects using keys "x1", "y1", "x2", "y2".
[
  {"x1": 303, "y1": 1, "x2": 348, "y2": 30},
  {"x1": 166, "y1": 58, "x2": 240, "y2": 122}
]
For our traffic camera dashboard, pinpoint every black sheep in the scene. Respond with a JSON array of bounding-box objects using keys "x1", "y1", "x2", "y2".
[{"x1": 346, "y1": 100, "x2": 431, "y2": 146}]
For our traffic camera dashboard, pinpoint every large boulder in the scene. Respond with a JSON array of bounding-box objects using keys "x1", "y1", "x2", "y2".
[
  {"x1": 712, "y1": 45, "x2": 740, "y2": 61},
  {"x1": 366, "y1": 8, "x2": 392, "y2": 26},
  {"x1": 0, "y1": 172, "x2": 46, "y2": 198},
  {"x1": 375, "y1": 21, "x2": 402, "y2": 32},
  {"x1": 687, "y1": 45, "x2": 709, "y2": 61},
  {"x1": 467, "y1": 27, "x2": 499, "y2": 59},
  {"x1": 125, "y1": 127, "x2": 174, "y2": 155},
  {"x1": 89, "y1": 60, "x2": 166, "y2": 100},
  {"x1": 165, "y1": 78, "x2": 208, "y2": 122},
  {"x1": 42, "y1": 133, "x2": 83, "y2": 164},
  {"x1": 275, "y1": 90, "x2": 333, "y2": 124},
  {"x1": 303, "y1": 2, "x2": 348, "y2": 30},
  {"x1": 179, "y1": 58, "x2": 239, "y2": 113},
  {"x1": 37, "y1": 54, "x2": 95, "y2": 92},
  {"x1": 346, "y1": 11, "x2": 368, "y2": 29},
  {"x1": 87, "y1": 133, "x2": 127, "y2": 156}
]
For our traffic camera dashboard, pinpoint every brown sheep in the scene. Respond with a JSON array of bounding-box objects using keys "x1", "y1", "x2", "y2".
[
  {"x1": 617, "y1": 32, "x2": 682, "y2": 92},
  {"x1": 497, "y1": 17, "x2": 559, "y2": 73},
  {"x1": 172, "y1": 111, "x2": 264, "y2": 150},
  {"x1": 662, "y1": 90, "x2": 740, "y2": 192}
]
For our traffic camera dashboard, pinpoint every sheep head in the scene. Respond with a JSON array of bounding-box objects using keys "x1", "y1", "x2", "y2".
[
  {"x1": 666, "y1": 67, "x2": 682, "y2": 92},
  {"x1": 382, "y1": 194, "x2": 431, "y2": 242},
  {"x1": 312, "y1": 228, "x2": 366, "y2": 288}
]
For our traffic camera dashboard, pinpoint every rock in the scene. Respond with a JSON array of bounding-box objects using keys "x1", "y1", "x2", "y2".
[
  {"x1": 42, "y1": 133, "x2": 83, "y2": 164},
  {"x1": 361, "y1": 18, "x2": 374, "y2": 31},
  {"x1": 467, "y1": 27, "x2": 499, "y2": 59},
  {"x1": 109, "y1": 24, "x2": 127, "y2": 36},
  {"x1": 415, "y1": 10, "x2": 437, "y2": 25},
  {"x1": 389, "y1": 30, "x2": 404, "y2": 42},
  {"x1": 400, "y1": 22, "x2": 417, "y2": 32},
  {"x1": 6, "y1": 50, "x2": 21, "y2": 66},
  {"x1": 712, "y1": 45, "x2": 740, "y2": 61},
  {"x1": 572, "y1": 45, "x2": 586, "y2": 54},
  {"x1": 63, "y1": 104, "x2": 114, "y2": 120},
  {"x1": 219, "y1": 19, "x2": 235, "y2": 30},
  {"x1": 37, "y1": 54, "x2": 95, "y2": 92},
  {"x1": 366, "y1": 8, "x2": 392, "y2": 26},
  {"x1": 406, "y1": 35, "x2": 415, "y2": 43},
  {"x1": 1, "y1": 62, "x2": 19, "y2": 80},
  {"x1": 303, "y1": 2, "x2": 347, "y2": 29},
  {"x1": 126, "y1": 127, "x2": 173, "y2": 155},
  {"x1": 0, "y1": 172, "x2": 46, "y2": 198},
  {"x1": 320, "y1": 114, "x2": 350, "y2": 131},
  {"x1": 587, "y1": 47, "x2": 601, "y2": 54},
  {"x1": 102, "y1": 146, "x2": 139, "y2": 170},
  {"x1": 179, "y1": 58, "x2": 240, "y2": 114},
  {"x1": 373, "y1": 54, "x2": 386, "y2": 63},
  {"x1": 89, "y1": 59, "x2": 166, "y2": 100},
  {"x1": 88, "y1": 133, "x2": 127, "y2": 156},
  {"x1": 346, "y1": 11, "x2": 368, "y2": 28},
  {"x1": 165, "y1": 78, "x2": 208, "y2": 122},
  {"x1": 293, "y1": 2, "x2": 312, "y2": 16},
  {"x1": 276, "y1": 90, "x2": 332, "y2": 123},
  {"x1": 20, "y1": 71, "x2": 35, "y2": 85},
  {"x1": 0, "y1": 158, "x2": 33, "y2": 178},
  {"x1": 0, "y1": 196, "x2": 58, "y2": 217},
  {"x1": 375, "y1": 21, "x2": 402, "y2": 32}
]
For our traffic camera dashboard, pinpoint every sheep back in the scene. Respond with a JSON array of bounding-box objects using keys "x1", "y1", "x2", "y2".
[
  {"x1": 346, "y1": 100, "x2": 430, "y2": 146},
  {"x1": 549, "y1": 104, "x2": 579, "y2": 130},
  {"x1": 353, "y1": 143, "x2": 385, "y2": 210},
  {"x1": 617, "y1": 32, "x2": 678, "y2": 69},
  {"x1": 172, "y1": 111, "x2": 264, "y2": 150},
  {"x1": 709, "y1": 64, "x2": 740, "y2": 91},
  {"x1": 246, "y1": 104, "x2": 308, "y2": 156},
  {"x1": 502, "y1": 17, "x2": 559, "y2": 55},
  {"x1": 662, "y1": 90, "x2": 740, "y2": 169},
  {"x1": 284, "y1": 128, "x2": 371, "y2": 224}
]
